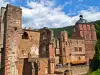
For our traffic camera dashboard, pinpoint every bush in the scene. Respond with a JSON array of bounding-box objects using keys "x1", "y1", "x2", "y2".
[{"x1": 91, "y1": 69, "x2": 100, "y2": 75}]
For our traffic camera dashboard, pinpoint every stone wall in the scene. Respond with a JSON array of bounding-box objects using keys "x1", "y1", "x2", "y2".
[
  {"x1": 72, "y1": 23, "x2": 97, "y2": 64},
  {"x1": 58, "y1": 31, "x2": 86, "y2": 65},
  {"x1": 39, "y1": 27, "x2": 51, "y2": 58},
  {"x1": 0, "y1": 4, "x2": 97, "y2": 75},
  {"x1": 38, "y1": 58, "x2": 48, "y2": 75},
  {"x1": 71, "y1": 65, "x2": 89, "y2": 75},
  {"x1": 19, "y1": 30, "x2": 40, "y2": 58},
  {"x1": 3, "y1": 4, "x2": 22, "y2": 75},
  {"x1": 69, "y1": 39, "x2": 86, "y2": 64}
]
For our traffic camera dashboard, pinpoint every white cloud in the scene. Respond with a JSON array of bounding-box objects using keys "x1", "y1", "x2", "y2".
[
  {"x1": 0, "y1": 0, "x2": 9, "y2": 15},
  {"x1": 80, "y1": 10, "x2": 100, "y2": 22},
  {"x1": 0, "y1": 0, "x2": 100, "y2": 29},
  {"x1": 0, "y1": 0, "x2": 9, "y2": 8},
  {"x1": 22, "y1": 0, "x2": 79, "y2": 29},
  {"x1": 22, "y1": 1, "x2": 100, "y2": 29}
]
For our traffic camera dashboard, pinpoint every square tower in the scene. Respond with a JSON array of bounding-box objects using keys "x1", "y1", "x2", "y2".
[{"x1": 72, "y1": 15, "x2": 97, "y2": 64}]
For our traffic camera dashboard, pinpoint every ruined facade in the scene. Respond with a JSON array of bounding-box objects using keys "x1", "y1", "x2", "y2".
[
  {"x1": 72, "y1": 15, "x2": 97, "y2": 64},
  {"x1": 0, "y1": 4, "x2": 97, "y2": 75}
]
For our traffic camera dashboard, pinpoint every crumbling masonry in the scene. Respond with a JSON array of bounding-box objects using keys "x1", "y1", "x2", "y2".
[{"x1": 0, "y1": 4, "x2": 97, "y2": 75}]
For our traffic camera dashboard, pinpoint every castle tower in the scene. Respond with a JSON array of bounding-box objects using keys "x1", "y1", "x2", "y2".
[
  {"x1": 1, "y1": 4, "x2": 22, "y2": 75},
  {"x1": 73, "y1": 15, "x2": 97, "y2": 64},
  {"x1": 74, "y1": 15, "x2": 97, "y2": 41}
]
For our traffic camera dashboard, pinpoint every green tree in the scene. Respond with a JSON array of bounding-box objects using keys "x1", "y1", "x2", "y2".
[
  {"x1": 51, "y1": 25, "x2": 74, "y2": 38},
  {"x1": 95, "y1": 20, "x2": 100, "y2": 62},
  {"x1": 91, "y1": 69, "x2": 100, "y2": 75},
  {"x1": 91, "y1": 20, "x2": 100, "y2": 74}
]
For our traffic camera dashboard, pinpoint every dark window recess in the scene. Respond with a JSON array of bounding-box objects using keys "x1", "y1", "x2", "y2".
[
  {"x1": 22, "y1": 32, "x2": 29, "y2": 39},
  {"x1": 63, "y1": 48, "x2": 65, "y2": 52},
  {"x1": 42, "y1": 46, "x2": 47, "y2": 57},
  {"x1": 82, "y1": 41, "x2": 84, "y2": 44},
  {"x1": 74, "y1": 47, "x2": 78, "y2": 51},
  {"x1": 14, "y1": 27, "x2": 17, "y2": 31},
  {"x1": 66, "y1": 42, "x2": 67, "y2": 45},
  {"x1": 79, "y1": 47, "x2": 82, "y2": 51}
]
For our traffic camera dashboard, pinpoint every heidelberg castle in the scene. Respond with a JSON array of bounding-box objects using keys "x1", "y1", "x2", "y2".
[{"x1": 0, "y1": 4, "x2": 97, "y2": 75}]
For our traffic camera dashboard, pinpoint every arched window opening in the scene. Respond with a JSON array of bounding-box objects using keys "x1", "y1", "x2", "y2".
[{"x1": 22, "y1": 32, "x2": 29, "y2": 39}]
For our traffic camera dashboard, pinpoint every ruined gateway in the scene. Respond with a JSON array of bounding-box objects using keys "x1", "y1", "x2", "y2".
[{"x1": 0, "y1": 4, "x2": 97, "y2": 75}]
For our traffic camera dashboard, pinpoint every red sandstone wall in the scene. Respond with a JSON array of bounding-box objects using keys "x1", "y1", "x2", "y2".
[
  {"x1": 19, "y1": 30, "x2": 40, "y2": 58},
  {"x1": 87, "y1": 25, "x2": 91, "y2": 30},
  {"x1": 73, "y1": 23, "x2": 97, "y2": 64},
  {"x1": 38, "y1": 59, "x2": 48, "y2": 75},
  {"x1": 79, "y1": 24, "x2": 83, "y2": 30},
  {"x1": 69, "y1": 39, "x2": 86, "y2": 64},
  {"x1": 49, "y1": 44, "x2": 55, "y2": 62},
  {"x1": 4, "y1": 4, "x2": 22, "y2": 75},
  {"x1": 49, "y1": 43, "x2": 55, "y2": 74}
]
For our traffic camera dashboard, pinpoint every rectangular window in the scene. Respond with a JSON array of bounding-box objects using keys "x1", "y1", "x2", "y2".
[
  {"x1": 79, "y1": 47, "x2": 82, "y2": 51},
  {"x1": 63, "y1": 48, "x2": 65, "y2": 52},
  {"x1": 74, "y1": 47, "x2": 78, "y2": 51}
]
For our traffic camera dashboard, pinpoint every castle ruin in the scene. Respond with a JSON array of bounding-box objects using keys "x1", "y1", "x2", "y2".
[{"x1": 0, "y1": 4, "x2": 97, "y2": 75}]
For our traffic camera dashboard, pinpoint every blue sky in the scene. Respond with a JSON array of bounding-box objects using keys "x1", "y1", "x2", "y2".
[
  {"x1": 0, "y1": 0, "x2": 100, "y2": 28},
  {"x1": 8, "y1": 0, "x2": 100, "y2": 15}
]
